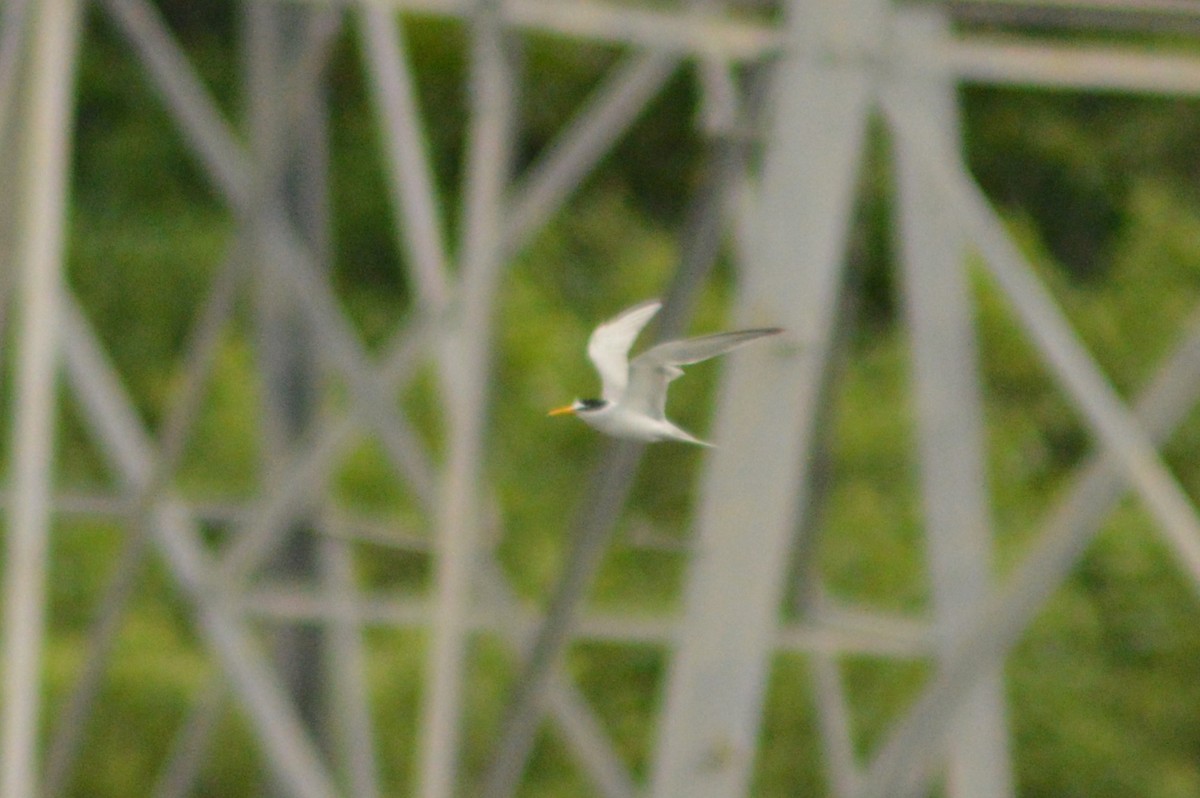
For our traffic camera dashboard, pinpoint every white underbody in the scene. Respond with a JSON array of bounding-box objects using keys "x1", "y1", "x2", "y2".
[
  {"x1": 560, "y1": 298, "x2": 780, "y2": 447},
  {"x1": 576, "y1": 403, "x2": 710, "y2": 446}
]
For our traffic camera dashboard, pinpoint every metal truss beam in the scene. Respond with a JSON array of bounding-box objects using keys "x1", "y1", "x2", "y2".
[
  {"x1": 946, "y1": 38, "x2": 1200, "y2": 96},
  {"x1": 301, "y1": 0, "x2": 781, "y2": 60},
  {"x1": 59, "y1": 7, "x2": 671, "y2": 794},
  {"x1": 851, "y1": 69, "x2": 1200, "y2": 798},
  {"x1": 505, "y1": 51, "x2": 679, "y2": 254},
  {"x1": 885, "y1": 92, "x2": 1200, "y2": 589},
  {"x1": 43, "y1": 241, "x2": 248, "y2": 798},
  {"x1": 648, "y1": 0, "x2": 879, "y2": 794},
  {"x1": 59, "y1": 297, "x2": 343, "y2": 798},
  {"x1": 59, "y1": 289, "x2": 647, "y2": 796},
  {"x1": 0, "y1": 2, "x2": 83, "y2": 796},
  {"x1": 291, "y1": 0, "x2": 1200, "y2": 100},
  {"x1": 357, "y1": 8, "x2": 452, "y2": 307},
  {"x1": 892, "y1": 10, "x2": 1012, "y2": 798},
  {"x1": 856, "y1": 296, "x2": 1200, "y2": 798},
  {"x1": 0, "y1": 0, "x2": 30, "y2": 152},
  {"x1": 7, "y1": 0, "x2": 1200, "y2": 796},
  {"x1": 939, "y1": 0, "x2": 1200, "y2": 33},
  {"x1": 417, "y1": 0, "x2": 516, "y2": 793}
]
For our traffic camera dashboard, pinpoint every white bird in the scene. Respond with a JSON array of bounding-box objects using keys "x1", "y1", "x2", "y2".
[{"x1": 548, "y1": 299, "x2": 782, "y2": 446}]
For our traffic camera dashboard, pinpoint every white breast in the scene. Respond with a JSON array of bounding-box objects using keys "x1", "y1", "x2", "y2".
[{"x1": 576, "y1": 404, "x2": 675, "y2": 442}]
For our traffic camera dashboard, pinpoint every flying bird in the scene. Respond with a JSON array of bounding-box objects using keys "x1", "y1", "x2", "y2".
[{"x1": 548, "y1": 299, "x2": 782, "y2": 446}]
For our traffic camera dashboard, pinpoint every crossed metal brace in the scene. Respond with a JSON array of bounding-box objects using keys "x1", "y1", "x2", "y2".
[{"x1": 7, "y1": 1, "x2": 1200, "y2": 797}]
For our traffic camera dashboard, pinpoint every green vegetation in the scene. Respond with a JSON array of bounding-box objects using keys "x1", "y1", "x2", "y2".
[{"x1": 6, "y1": 5, "x2": 1200, "y2": 796}]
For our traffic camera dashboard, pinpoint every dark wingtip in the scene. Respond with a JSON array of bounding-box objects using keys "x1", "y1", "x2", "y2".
[{"x1": 742, "y1": 327, "x2": 785, "y2": 338}]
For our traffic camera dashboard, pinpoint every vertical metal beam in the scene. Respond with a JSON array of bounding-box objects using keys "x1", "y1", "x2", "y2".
[
  {"x1": 882, "y1": 89, "x2": 1200, "y2": 589},
  {"x1": 862, "y1": 78, "x2": 1200, "y2": 798},
  {"x1": 857, "y1": 301, "x2": 1200, "y2": 798},
  {"x1": 0, "y1": 0, "x2": 30, "y2": 327},
  {"x1": 245, "y1": 5, "x2": 338, "y2": 792},
  {"x1": 891, "y1": 9, "x2": 1013, "y2": 798},
  {"x1": 0, "y1": 0, "x2": 31, "y2": 150},
  {"x1": 0, "y1": 144, "x2": 14, "y2": 380},
  {"x1": 418, "y1": 0, "x2": 514, "y2": 794},
  {"x1": 648, "y1": 0, "x2": 878, "y2": 794},
  {"x1": 322, "y1": 538, "x2": 383, "y2": 798},
  {"x1": 0, "y1": 2, "x2": 83, "y2": 796}
]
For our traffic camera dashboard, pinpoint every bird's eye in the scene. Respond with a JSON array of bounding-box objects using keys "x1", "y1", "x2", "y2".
[{"x1": 579, "y1": 398, "x2": 605, "y2": 410}]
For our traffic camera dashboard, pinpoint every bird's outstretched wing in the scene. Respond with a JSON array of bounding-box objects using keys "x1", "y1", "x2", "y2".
[
  {"x1": 622, "y1": 327, "x2": 782, "y2": 419},
  {"x1": 586, "y1": 299, "x2": 662, "y2": 401}
]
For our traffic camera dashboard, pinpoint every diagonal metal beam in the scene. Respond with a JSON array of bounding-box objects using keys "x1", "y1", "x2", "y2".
[
  {"x1": 100, "y1": 0, "x2": 252, "y2": 208},
  {"x1": 102, "y1": 0, "x2": 439, "y2": 523},
  {"x1": 44, "y1": 13, "x2": 343, "y2": 784},
  {"x1": 478, "y1": 438, "x2": 644, "y2": 798},
  {"x1": 59, "y1": 297, "x2": 342, "y2": 798},
  {"x1": 883, "y1": 89, "x2": 1200, "y2": 591},
  {"x1": 214, "y1": 311, "x2": 434, "y2": 585},
  {"x1": 504, "y1": 51, "x2": 678, "y2": 253},
  {"x1": 855, "y1": 299, "x2": 1200, "y2": 798},
  {"x1": 44, "y1": 241, "x2": 250, "y2": 798},
  {"x1": 810, "y1": 651, "x2": 860, "y2": 798},
  {"x1": 358, "y1": 8, "x2": 452, "y2": 309},
  {"x1": 150, "y1": 677, "x2": 226, "y2": 798},
  {"x1": 478, "y1": 76, "x2": 762, "y2": 797},
  {"x1": 854, "y1": 86, "x2": 1200, "y2": 798},
  {"x1": 263, "y1": 190, "x2": 440, "y2": 528},
  {"x1": 475, "y1": 558, "x2": 638, "y2": 798}
]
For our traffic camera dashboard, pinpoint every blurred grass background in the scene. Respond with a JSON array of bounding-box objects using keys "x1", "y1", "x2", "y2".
[{"x1": 5, "y1": 3, "x2": 1200, "y2": 795}]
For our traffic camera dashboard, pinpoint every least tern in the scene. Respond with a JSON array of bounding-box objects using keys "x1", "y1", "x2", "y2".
[{"x1": 548, "y1": 299, "x2": 782, "y2": 446}]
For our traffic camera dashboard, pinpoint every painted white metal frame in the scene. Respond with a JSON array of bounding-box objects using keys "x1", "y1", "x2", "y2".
[
  {"x1": 1, "y1": 2, "x2": 83, "y2": 796},
  {"x1": 891, "y1": 11, "x2": 1013, "y2": 798},
  {"x1": 4, "y1": 0, "x2": 1200, "y2": 797}
]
